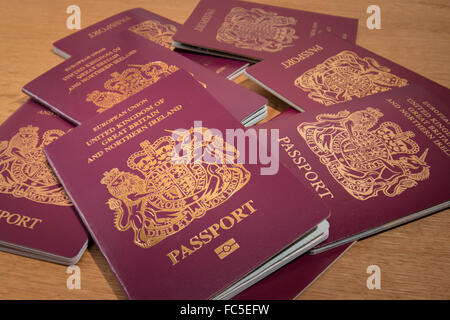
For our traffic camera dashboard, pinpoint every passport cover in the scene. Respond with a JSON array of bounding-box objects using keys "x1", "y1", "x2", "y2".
[
  {"x1": 53, "y1": 8, "x2": 249, "y2": 79},
  {"x1": 259, "y1": 85, "x2": 450, "y2": 252},
  {"x1": 0, "y1": 100, "x2": 88, "y2": 264},
  {"x1": 175, "y1": 50, "x2": 248, "y2": 80},
  {"x1": 172, "y1": 0, "x2": 358, "y2": 62},
  {"x1": 24, "y1": 27, "x2": 267, "y2": 126},
  {"x1": 44, "y1": 71, "x2": 329, "y2": 299},
  {"x1": 245, "y1": 32, "x2": 450, "y2": 111},
  {"x1": 234, "y1": 242, "x2": 353, "y2": 299}
]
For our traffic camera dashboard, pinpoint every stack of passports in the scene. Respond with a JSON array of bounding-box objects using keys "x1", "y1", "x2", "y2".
[
  {"x1": 53, "y1": 8, "x2": 250, "y2": 80},
  {"x1": 44, "y1": 71, "x2": 331, "y2": 299},
  {"x1": 3, "y1": 0, "x2": 449, "y2": 300}
]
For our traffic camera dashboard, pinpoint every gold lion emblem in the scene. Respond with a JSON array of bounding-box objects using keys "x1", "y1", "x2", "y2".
[
  {"x1": 86, "y1": 61, "x2": 179, "y2": 113},
  {"x1": 0, "y1": 126, "x2": 71, "y2": 206},
  {"x1": 295, "y1": 51, "x2": 409, "y2": 105},
  {"x1": 101, "y1": 127, "x2": 251, "y2": 248},
  {"x1": 297, "y1": 108, "x2": 430, "y2": 200},
  {"x1": 216, "y1": 7, "x2": 298, "y2": 52},
  {"x1": 128, "y1": 19, "x2": 178, "y2": 49}
]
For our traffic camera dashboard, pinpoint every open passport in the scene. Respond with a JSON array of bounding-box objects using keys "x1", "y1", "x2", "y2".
[
  {"x1": 0, "y1": 100, "x2": 88, "y2": 265},
  {"x1": 44, "y1": 70, "x2": 330, "y2": 299}
]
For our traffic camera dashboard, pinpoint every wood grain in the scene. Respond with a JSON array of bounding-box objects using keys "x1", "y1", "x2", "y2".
[{"x1": 0, "y1": 0, "x2": 448, "y2": 299}]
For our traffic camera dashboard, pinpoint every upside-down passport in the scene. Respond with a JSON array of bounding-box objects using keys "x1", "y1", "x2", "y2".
[
  {"x1": 0, "y1": 100, "x2": 88, "y2": 265},
  {"x1": 172, "y1": 0, "x2": 358, "y2": 62},
  {"x1": 53, "y1": 8, "x2": 249, "y2": 80},
  {"x1": 23, "y1": 29, "x2": 267, "y2": 127},
  {"x1": 259, "y1": 85, "x2": 450, "y2": 253},
  {"x1": 44, "y1": 70, "x2": 330, "y2": 299},
  {"x1": 245, "y1": 32, "x2": 450, "y2": 112}
]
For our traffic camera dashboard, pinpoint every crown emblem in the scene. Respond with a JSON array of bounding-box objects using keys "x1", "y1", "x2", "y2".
[
  {"x1": 86, "y1": 61, "x2": 179, "y2": 113},
  {"x1": 18, "y1": 125, "x2": 39, "y2": 135},
  {"x1": 101, "y1": 128, "x2": 251, "y2": 248},
  {"x1": 104, "y1": 68, "x2": 149, "y2": 95}
]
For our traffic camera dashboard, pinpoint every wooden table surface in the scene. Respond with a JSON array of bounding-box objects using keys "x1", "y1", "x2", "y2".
[{"x1": 0, "y1": 0, "x2": 449, "y2": 300}]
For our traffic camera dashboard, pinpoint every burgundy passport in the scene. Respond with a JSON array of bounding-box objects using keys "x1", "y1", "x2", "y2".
[
  {"x1": 24, "y1": 28, "x2": 267, "y2": 126},
  {"x1": 259, "y1": 85, "x2": 450, "y2": 253},
  {"x1": 0, "y1": 100, "x2": 88, "y2": 265},
  {"x1": 44, "y1": 71, "x2": 329, "y2": 299},
  {"x1": 172, "y1": 0, "x2": 358, "y2": 62},
  {"x1": 53, "y1": 8, "x2": 249, "y2": 80},
  {"x1": 234, "y1": 242, "x2": 353, "y2": 300},
  {"x1": 245, "y1": 32, "x2": 450, "y2": 112}
]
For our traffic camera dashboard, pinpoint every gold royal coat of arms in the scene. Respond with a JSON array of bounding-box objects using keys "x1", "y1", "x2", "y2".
[
  {"x1": 128, "y1": 19, "x2": 178, "y2": 49},
  {"x1": 0, "y1": 126, "x2": 71, "y2": 206},
  {"x1": 295, "y1": 51, "x2": 409, "y2": 105},
  {"x1": 101, "y1": 127, "x2": 251, "y2": 248},
  {"x1": 86, "y1": 61, "x2": 179, "y2": 113},
  {"x1": 216, "y1": 7, "x2": 298, "y2": 52},
  {"x1": 297, "y1": 108, "x2": 430, "y2": 200}
]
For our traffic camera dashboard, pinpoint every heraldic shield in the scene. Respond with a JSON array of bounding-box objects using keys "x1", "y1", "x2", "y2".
[
  {"x1": 294, "y1": 51, "x2": 409, "y2": 106},
  {"x1": 101, "y1": 127, "x2": 251, "y2": 248},
  {"x1": 297, "y1": 108, "x2": 430, "y2": 200},
  {"x1": 216, "y1": 7, "x2": 298, "y2": 52},
  {"x1": 128, "y1": 19, "x2": 178, "y2": 49},
  {"x1": 0, "y1": 125, "x2": 71, "y2": 206},
  {"x1": 86, "y1": 61, "x2": 179, "y2": 113}
]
